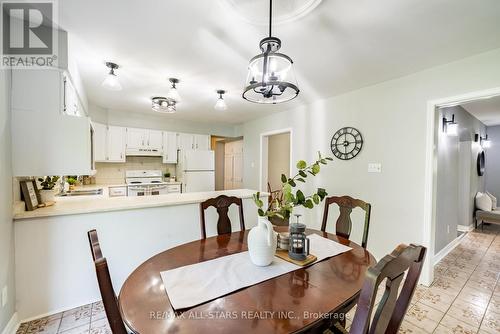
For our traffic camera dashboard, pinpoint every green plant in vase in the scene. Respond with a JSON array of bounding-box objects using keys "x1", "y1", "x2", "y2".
[
  {"x1": 37, "y1": 176, "x2": 60, "y2": 203},
  {"x1": 253, "y1": 152, "x2": 333, "y2": 220}
]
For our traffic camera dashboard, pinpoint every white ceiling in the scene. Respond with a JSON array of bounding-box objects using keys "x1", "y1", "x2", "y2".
[
  {"x1": 462, "y1": 95, "x2": 500, "y2": 126},
  {"x1": 59, "y1": 0, "x2": 500, "y2": 125}
]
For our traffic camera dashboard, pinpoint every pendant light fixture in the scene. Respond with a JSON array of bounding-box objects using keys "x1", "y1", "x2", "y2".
[
  {"x1": 152, "y1": 97, "x2": 176, "y2": 113},
  {"x1": 102, "y1": 62, "x2": 122, "y2": 91},
  {"x1": 214, "y1": 90, "x2": 227, "y2": 111},
  {"x1": 242, "y1": 0, "x2": 299, "y2": 104},
  {"x1": 166, "y1": 78, "x2": 181, "y2": 102}
]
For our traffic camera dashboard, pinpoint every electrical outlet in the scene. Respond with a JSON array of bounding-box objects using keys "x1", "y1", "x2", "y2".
[
  {"x1": 1, "y1": 286, "x2": 7, "y2": 307},
  {"x1": 368, "y1": 163, "x2": 382, "y2": 173}
]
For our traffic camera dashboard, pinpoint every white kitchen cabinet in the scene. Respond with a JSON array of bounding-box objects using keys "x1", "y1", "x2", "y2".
[
  {"x1": 224, "y1": 140, "x2": 244, "y2": 190},
  {"x1": 126, "y1": 128, "x2": 146, "y2": 151},
  {"x1": 163, "y1": 131, "x2": 178, "y2": 163},
  {"x1": 177, "y1": 133, "x2": 210, "y2": 151},
  {"x1": 166, "y1": 184, "x2": 181, "y2": 193},
  {"x1": 194, "y1": 134, "x2": 210, "y2": 150},
  {"x1": 63, "y1": 76, "x2": 82, "y2": 117},
  {"x1": 107, "y1": 126, "x2": 126, "y2": 162},
  {"x1": 147, "y1": 130, "x2": 163, "y2": 153},
  {"x1": 11, "y1": 69, "x2": 93, "y2": 176},
  {"x1": 126, "y1": 128, "x2": 163, "y2": 155},
  {"x1": 93, "y1": 122, "x2": 107, "y2": 162},
  {"x1": 178, "y1": 133, "x2": 195, "y2": 150}
]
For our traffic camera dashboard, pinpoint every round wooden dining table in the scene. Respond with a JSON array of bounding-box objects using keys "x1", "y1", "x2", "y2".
[{"x1": 119, "y1": 227, "x2": 376, "y2": 333}]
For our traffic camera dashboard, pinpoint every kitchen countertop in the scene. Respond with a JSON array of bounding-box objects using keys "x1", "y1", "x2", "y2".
[{"x1": 13, "y1": 189, "x2": 264, "y2": 220}]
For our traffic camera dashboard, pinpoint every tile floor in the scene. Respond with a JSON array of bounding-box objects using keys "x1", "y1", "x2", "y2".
[{"x1": 16, "y1": 225, "x2": 500, "y2": 334}]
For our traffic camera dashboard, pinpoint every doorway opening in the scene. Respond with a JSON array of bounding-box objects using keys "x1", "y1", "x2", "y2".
[
  {"x1": 423, "y1": 87, "x2": 500, "y2": 286},
  {"x1": 260, "y1": 128, "x2": 292, "y2": 193},
  {"x1": 211, "y1": 136, "x2": 244, "y2": 190}
]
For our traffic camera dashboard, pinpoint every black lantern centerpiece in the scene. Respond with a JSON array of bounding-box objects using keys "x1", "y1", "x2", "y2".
[{"x1": 289, "y1": 214, "x2": 310, "y2": 261}]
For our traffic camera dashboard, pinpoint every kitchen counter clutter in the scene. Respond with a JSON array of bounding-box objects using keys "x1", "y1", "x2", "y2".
[{"x1": 13, "y1": 188, "x2": 261, "y2": 220}]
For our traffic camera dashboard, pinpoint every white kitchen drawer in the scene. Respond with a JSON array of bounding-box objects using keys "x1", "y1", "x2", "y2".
[
  {"x1": 109, "y1": 186, "x2": 127, "y2": 197},
  {"x1": 166, "y1": 185, "x2": 181, "y2": 193}
]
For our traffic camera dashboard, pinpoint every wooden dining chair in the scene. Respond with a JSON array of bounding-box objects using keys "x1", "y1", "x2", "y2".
[
  {"x1": 87, "y1": 230, "x2": 128, "y2": 334},
  {"x1": 321, "y1": 196, "x2": 371, "y2": 248},
  {"x1": 332, "y1": 243, "x2": 427, "y2": 334},
  {"x1": 199, "y1": 195, "x2": 245, "y2": 239}
]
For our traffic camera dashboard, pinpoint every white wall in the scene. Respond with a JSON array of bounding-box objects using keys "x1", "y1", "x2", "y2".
[
  {"x1": 485, "y1": 125, "x2": 500, "y2": 199},
  {"x1": 89, "y1": 104, "x2": 238, "y2": 137},
  {"x1": 241, "y1": 48, "x2": 500, "y2": 265},
  {"x1": 435, "y1": 106, "x2": 485, "y2": 252},
  {"x1": 0, "y1": 69, "x2": 16, "y2": 332}
]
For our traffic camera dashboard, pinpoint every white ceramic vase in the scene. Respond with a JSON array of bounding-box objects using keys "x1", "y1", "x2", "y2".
[
  {"x1": 248, "y1": 216, "x2": 277, "y2": 266},
  {"x1": 40, "y1": 189, "x2": 56, "y2": 203}
]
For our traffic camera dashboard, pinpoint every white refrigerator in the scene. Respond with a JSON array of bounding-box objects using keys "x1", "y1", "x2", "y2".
[{"x1": 177, "y1": 150, "x2": 215, "y2": 193}]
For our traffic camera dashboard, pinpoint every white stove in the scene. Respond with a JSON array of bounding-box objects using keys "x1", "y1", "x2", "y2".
[{"x1": 125, "y1": 170, "x2": 168, "y2": 196}]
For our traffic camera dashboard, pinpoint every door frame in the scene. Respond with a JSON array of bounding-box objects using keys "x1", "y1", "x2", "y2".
[
  {"x1": 422, "y1": 86, "x2": 500, "y2": 286},
  {"x1": 259, "y1": 128, "x2": 293, "y2": 192}
]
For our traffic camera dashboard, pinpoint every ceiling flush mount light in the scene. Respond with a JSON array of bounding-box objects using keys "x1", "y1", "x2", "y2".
[
  {"x1": 242, "y1": 0, "x2": 299, "y2": 104},
  {"x1": 102, "y1": 62, "x2": 122, "y2": 91},
  {"x1": 443, "y1": 114, "x2": 458, "y2": 136},
  {"x1": 166, "y1": 78, "x2": 181, "y2": 103},
  {"x1": 475, "y1": 133, "x2": 491, "y2": 148},
  {"x1": 152, "y1": 97, "x2": 176, "y2": 113},
  {"x1": 214, "y1": 90, "x2": 227, "y2": 111}
]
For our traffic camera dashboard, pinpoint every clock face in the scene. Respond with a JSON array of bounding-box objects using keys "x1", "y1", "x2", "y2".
[{"x1": 330, "y1": 127, "x2": 363, "y2": 160}]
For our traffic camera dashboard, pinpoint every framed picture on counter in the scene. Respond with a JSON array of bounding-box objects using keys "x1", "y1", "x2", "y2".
[{"x1": 20, "y1": 179, "x2": 41, "y2": 211}]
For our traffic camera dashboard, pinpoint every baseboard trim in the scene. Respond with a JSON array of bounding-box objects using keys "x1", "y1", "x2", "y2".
[
  {"x1": 457, "y1": 224, "x2": 474, "y2": 232},
  {"x1": 1, "y1": 312, "x2": 19, "y2": 334},
  {"x1": 18, "y1": 298, "x2": 101, "y2": 324},
  {"x1": 433, "y1": 232, "x2": 466, "y2": 266}
]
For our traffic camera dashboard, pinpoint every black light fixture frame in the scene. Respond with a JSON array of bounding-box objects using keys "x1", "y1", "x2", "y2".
[
  {"x1": 169, "y1": 78, "x2": 179, "y2": 88},
  {"x1": 242, "y1": 0, "x2": 299, "y2": 103},
  {"x1": 474, "y1": 133, "x2": 488, "y2": 143},
  {"x1": 216, "y1": 89, "x2": 226, "y2": 99},
  {"x1": 442, "y1": 114, "x2": 456, "y2": 132}
]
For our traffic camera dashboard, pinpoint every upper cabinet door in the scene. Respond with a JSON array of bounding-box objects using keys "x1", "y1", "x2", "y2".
[
  {"x1": 126, "y1": 128, "x2": 146, "y2": 151},
  {"x1": 147, "y1": 130, "x2": 163, "y2": 153},
  {"x1": 163, "y1": 131, "x2": 178, "y2": 163},
  {"x1": 107, "y1": 126, "x2": 126, "y2": 162},
  {"x1": 194, "y1": 134, "x2": 210, "y2": 150},
  {"x1": 178, "y1": 133, "x2": 194, "y2": 151},
  {"x1": 93, "y1": 122, "x2": 107, "y2": 162}
]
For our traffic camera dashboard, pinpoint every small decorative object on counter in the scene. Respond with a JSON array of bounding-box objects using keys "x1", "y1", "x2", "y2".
[
  {"x1": 37, "y1": 176, "x2": 60, "y2": 203},
  {"x1": 289, "y1": 214, "x2": 309, "y2": 261},
  {"x1": 164, "y1": 172, "x2": 171, "y2": 181},
  {"x1": 66, "y1": 176, "x2": 78, "y2": 191},
  {"x1": 248, "y1": 216, "x2": 277, "y2": 266},
  {"x1": 277, "y1": 232, "x2": 290, "y2": 250}
]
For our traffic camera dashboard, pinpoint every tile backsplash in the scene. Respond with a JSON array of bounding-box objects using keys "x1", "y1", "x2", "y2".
[{"x1": 95, "y1": 156, "x2": 176, "y2": 185}]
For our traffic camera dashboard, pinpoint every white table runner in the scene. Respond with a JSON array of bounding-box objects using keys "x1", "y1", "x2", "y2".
[{"x1": 160, "y1": 233, "x2": 352, "y2": 309}]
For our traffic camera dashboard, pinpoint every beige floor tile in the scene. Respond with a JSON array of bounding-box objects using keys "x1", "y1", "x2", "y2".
[
  {"x1": 447, "y1": 298, "x2": 487, "y2": 327},
  {"x1": 479, "y1": 309, "x2": 500, "y2": 334},
  {"x1": 59, "y1": 312, "x2": 91, "y2": 333},
  {"x1": 398, "y1": 320, "x2": 427, "y2": 333},
  {"x1": 26, "y1": 318, "x2": 61, "y2": 334},
  {"x1": 58, "y1": 324, "x2": 90, "y2": 334},
  {"x1": 404, "y1": 302, "x2": 444, "y2": 333},
  {"x1": 439, "y1": 313, "x2": 479, "y2": 333},
  {"x1": 457, "y1": 286, "x2": 493, "y2": 309},
  {"x1": 89, "y1": 318, "x2": 111, "y2": 334},
  {"x1": 418, "y1": 287, "x2": 455, "y2": 313}
]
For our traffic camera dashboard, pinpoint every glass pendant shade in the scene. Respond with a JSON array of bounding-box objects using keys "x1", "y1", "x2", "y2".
[
  {"x1": 167, "y1": 87, "x2": 181, "y2": 102},
  {"x1": 243, "y1": 50, "x2": 299, "y2": 104},
  {"x1": 102, "y1": 62, "x2": 122, "y2": 91},
  {"x1": 446, "y1": 123, "x2": 458, "y2": 136},
  {"x1": 214, "y1": 97, "x2": 227, "y2": 111},
  {"x1": 102, "y1": 72, "x2": 122, "y2": 91}
]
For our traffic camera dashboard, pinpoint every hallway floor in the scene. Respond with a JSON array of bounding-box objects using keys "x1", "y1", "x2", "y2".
[{"x1": 15, "y1": 225, "x2": 500, "y2": 334}]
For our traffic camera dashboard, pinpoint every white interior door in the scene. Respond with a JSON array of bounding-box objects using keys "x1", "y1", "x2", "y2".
[
  {"x1": 232, "y1": 152, "x2": 243, "y2": 189},
  {"x1": 224, "y1": 154, "x2": 233, "y2": 190}
]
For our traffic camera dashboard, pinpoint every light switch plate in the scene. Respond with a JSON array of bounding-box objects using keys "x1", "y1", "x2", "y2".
[
  {"x1": 1, "y1": 286, "x2": 7, "y2": 307},
  {"x1": 368, "y1": 163, "x2": 382, "y2": 173}
]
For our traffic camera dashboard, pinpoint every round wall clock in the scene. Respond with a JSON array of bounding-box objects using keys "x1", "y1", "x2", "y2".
[
  {"x1": 477, "y1": 151, "x2": 485, "y2": 176},
  {"x1": 330, "y1": 127, "x2": 364, "y2": 160}
]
